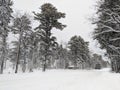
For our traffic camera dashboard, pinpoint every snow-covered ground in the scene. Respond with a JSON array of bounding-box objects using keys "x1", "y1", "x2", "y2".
[{"x1": 0, "y1": 68, "x2": 120, "y2": 90}]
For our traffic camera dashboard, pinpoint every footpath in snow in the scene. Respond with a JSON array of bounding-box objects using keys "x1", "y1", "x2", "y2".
[{"x1": 0, "y1": 69, "x2": 120, "y2": 90}]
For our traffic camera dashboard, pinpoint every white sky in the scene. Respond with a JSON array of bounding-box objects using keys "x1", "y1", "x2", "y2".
[{"x1": 11, "y1": 0, "x2": 106, "y2": 56}]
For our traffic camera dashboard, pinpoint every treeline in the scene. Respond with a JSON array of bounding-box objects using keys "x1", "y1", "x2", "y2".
[{"x1": 0, "y1": 0, "x2": 109, "y2": 74}]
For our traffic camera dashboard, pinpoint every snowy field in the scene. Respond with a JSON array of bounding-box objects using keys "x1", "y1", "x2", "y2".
[{"x1": 0, "y1": 69, "x2": 120, "y2": 90}]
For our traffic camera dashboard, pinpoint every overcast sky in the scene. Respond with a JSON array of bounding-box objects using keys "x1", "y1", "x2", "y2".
[{"x1": 11, "y1": 0, "x2": 106, "y2": 56}]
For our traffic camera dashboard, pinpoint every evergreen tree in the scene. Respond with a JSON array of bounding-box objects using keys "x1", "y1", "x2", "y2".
[
  {"x1": 27, "y1": 32, "x2": 41, "y2": 72},
  {"x1": 9, "y1": 41, "x2": 20, "y2": 70},
  {"x1": 12, "y1": 14, "x2": 32, "y2": 73},
  {"x1": 91, "y1": 53, "x2": 108, "y2": 69},
  {"x1": 33, "y1": 3, "x2": 66, "y2": 72},
  {"x1": 68, "y1": 35, "x2": 90, "y2": 69},
  {"x1": 20, "y1": 31, "x2": 33, "y2": 72},
  {"x1": 0, "y1": 0, "x2": 13, "y2": 74},
  {"x1": 53, "y1": 44, "x2": 69, "y2": 69},
  {"x1": 93, "y1": 0, "x2": 120, "y2": 72}
]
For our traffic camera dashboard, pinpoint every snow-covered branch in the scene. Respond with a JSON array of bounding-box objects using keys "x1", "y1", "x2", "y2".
[
  {"x1": 95, "y1": 24, "x2": 120, "y2": 36},
  {"x1": 109, "y1": 38, "x2": 120, "y2": 41}
]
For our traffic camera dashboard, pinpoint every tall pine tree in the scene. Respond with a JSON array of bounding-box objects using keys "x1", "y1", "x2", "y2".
[
  {"x1": 33, "y1": 3, "x2": 66, "y2": 72},
  {"x1": 12, "y1": 14, "x2": 32, "y2": 73},
  {"x1": 93, "y1": 0, "x2": 120, "y2": 72},
  {"x1": 68, "y1": 35, "x2": 90, "y2": 69},
  {"x1": 0, "y1": 0, "x2": 13, "y2": 74}
]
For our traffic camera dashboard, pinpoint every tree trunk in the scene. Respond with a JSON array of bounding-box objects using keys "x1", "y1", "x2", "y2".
[
  {"x1": 42, "y1": 59, "x2": 46, "y2": 72},
  {"x1": 42, "y1": 55, "x2": 47, "y2": 72},
  {"x1": 15, "y1": 32, "x2": 22, "y2": 73},
  {"x1": 4, "y1": 60, "x2": 7, "y2": 69},
  {"x1": 42, "y1": 62, "x2": 46, "y2": 72},
  {"x1": 15, "y1": 43, "x2": 20, "y2": 73},
  {"x1": 29, "y1": 51, "x2": 34, "y2": 72},
  {"x1": 22, "y1": 55, "x2": 26, "y2": 73},
  {"x1": 22, "y1": 50, "x2": 27, "y2": 73},
  {"x1": 0, "y1": 60, "x2": 4, "y2": 74},
  {"x1": 114, "y1": 60, "x2": 120, "y2": 73},
  {"x1": 111, "y1": 61, "x2": 114, "y2": 71},
  {"x1": 0, "y1": 36, "x2": 6, "y2": 74},
  {"x1": 22, "y1": 64, "x2": 26, "y2": 73}
]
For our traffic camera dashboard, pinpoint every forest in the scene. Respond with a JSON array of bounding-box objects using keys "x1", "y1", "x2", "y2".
[
  {"x1": 0, "y1": 0, "x2": 120, "y2": 75},
  {"x1": 1, "y1": 0, "x2": 120, "y2": 90}
]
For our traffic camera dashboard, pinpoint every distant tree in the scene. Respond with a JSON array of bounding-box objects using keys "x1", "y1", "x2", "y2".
[
  {"x1": 68, "y1": 35, "x2": 90, "y2": 69},
  {"x1": 12, "y1": 14, "x2": 32, "y2": 73},
  {"x1": 91, "y1": 54, "x2": 108, "y2": 69},
  {"x1": 20, "y1": 31, "x2": 33, "y2": 72},
  {"x1": 93, "y1": 0, "x2": 120, "y2": 72},
  {"x1": 0, "y1": 0, "x2": 13, "y2": 74},
  {"x1": 9, "y1": 41, "x2": 20, "y2": 69},
  {"x1": 26, "y1": 32, "x2": 41, "y2": 72},
  {"x1": 52, "y1": 44, "x2": 69, "y2": 69},
  {"x1": 33, "y1": 3, "x2": 66, "y2": 72}
]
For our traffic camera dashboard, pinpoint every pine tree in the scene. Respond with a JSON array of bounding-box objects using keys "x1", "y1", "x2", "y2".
[
  {"x1": 27, "y1": 32, "x2": 40, "y2": 72},
  {"x1": 91, "y1": 54, "x2": 108, "y2": 69},
  {"x1": 9, "y1": 41, "x2": 20, "y2": 70},
  {"x1": 33, "y1": 3, "x2": 66, "y2": 72},
  {"x1": 52, "y1": 44, "x2": 69, "y2": 69},
  {"x1": 93, "y1": 0, "x2": 120, "y2": 72},
  {"x1": 68, "y1": 35, "x2": 90, "y2": 69},
  {"x1": 0, "y1": 0, "x2": 13, "y2": 74},
  {"x1": 20, "y1": 31, "x2": 33, "y2": 72},
  {"x1": 12, "y1": 14, "x2": 32, "y2": 73}
]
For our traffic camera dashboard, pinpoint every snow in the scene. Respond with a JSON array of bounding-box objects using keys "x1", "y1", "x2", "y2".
[{"x1": 0, "y1": 69, "x2": 120, "y2": 90}]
